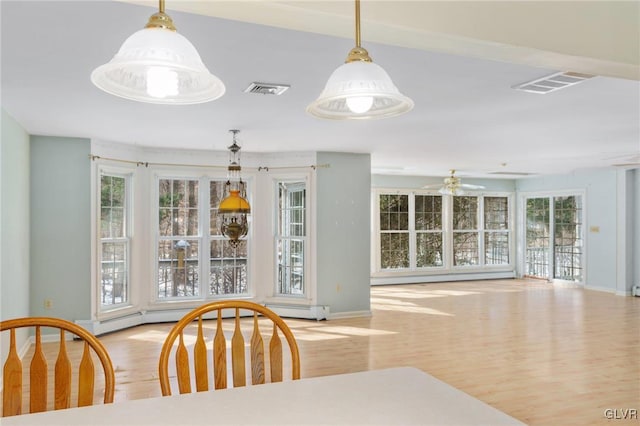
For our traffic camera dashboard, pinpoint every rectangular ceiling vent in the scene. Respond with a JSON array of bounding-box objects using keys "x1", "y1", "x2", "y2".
[
  {"x1": 512, "y1": 71, "x2": 594, "y2": 94},
  {"x1": 244, "y1": 82, "x2": 290, "y2": 96},
  {"x1": 489, "y1": 171, "x2": 536, "y2": 176}
]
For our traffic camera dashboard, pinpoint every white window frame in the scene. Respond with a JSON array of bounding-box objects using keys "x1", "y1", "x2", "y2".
[
  {"x1": 93, "y1": 163, "x2": 136, "y2": 319},
  {"x1": 373, "y1": 189, "x2": 514, "y2": 276},
  {"x1": 273, "y1": 178, "x2": 309, "y2": 299},
  {"x1": 263, "y1": 171, "x2": 314, "y2": 305},
  {"x1": 414, "y1": 193, "x2": 445, "y2": 269},
  {"x1": 150, "y1": 169, "x2": 255, "y2": 307},
  {"x1": 517, "y1": 190, "x2": 586, "y2": 285}
]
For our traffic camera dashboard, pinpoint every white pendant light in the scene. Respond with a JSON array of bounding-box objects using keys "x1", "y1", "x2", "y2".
[
  {"x1": 91, "y1": 0, "x2": 225, "y2": 105},
  {"x1": 307, "y1": 0, "x2": 413, "y2": 120}
]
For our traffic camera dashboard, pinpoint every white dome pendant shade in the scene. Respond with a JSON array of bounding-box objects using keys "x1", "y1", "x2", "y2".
[
  {"x1": 91, "y1": 0, "x2": 225, "y2": 105},
  {"x1": 306, "y1": 60, "x2": 414, "y2": 119},
  {"x1": 306, "y1": 0, "x2": 413, "y2": 120}
]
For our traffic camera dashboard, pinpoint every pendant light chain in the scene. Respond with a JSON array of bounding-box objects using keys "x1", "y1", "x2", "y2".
[{"x1": 355, "y1": 0, "x2": 361, "y2": 48}]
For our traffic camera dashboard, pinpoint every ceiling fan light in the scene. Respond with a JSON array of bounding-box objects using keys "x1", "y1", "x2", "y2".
[
  {"x1": 306, "y1": 61, "x2": 413, "y2": 120},
  {"x1": 91, "y1": 27, "x2": 225, "y2": 104}
]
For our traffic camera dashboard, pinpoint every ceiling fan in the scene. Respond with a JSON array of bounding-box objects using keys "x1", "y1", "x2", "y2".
[{"x1": 423, "y1": 170, "x2": 485, "y2": 195}]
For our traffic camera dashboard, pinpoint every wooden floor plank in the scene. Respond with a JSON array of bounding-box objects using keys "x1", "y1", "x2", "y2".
[{"x1": 4, "y1": 279, "x2": 639, "y2": 425}]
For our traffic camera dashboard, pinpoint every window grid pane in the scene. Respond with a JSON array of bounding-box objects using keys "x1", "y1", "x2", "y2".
[
  {"x1": 415, "y1": 195, "x2": 442, "y2": 231},
  {"x1": 554, "y1": 196, "x2": 583, "y2": 281},
  {"x1": 157, "y1": 178, "x2": 200, "y2": 299},
  {"x1": 100, "y1": 175, "x2": 129, "y2": 308},
  {"x1": 379, "y1": 194, "x2": 409, "y2": 231},
  {"x1": 453, "y1": 196, "x2": 478, "y2": 230},
  {"x1": 416, "y1": 232, "x2": 443, "y2": 267},
  {"x1": 277, "y1": 182, "x2": 306, "y2": 295},
  {"x1": 485, "y1": 232, "x2": 509, "y2": 265},
  {"x1": 209, "y1": 239, "x2": 247, "y2": 295},
  {"x1": 208, "y1": 180, "x2": 249, "y2": 296},
  {"x1": 453, "y1": 232, "x2": 479, "y2": 266},
  {"x1": 157, "y1": 239, "x2": 200, "y2": 298},
  {"x1": 484, "y1": 197, "x2": 509, "y2": 265},
  {"x1": 484, "y1": 197, "x2": 509, "y2": 230},
  {"x1": 381, "y1": 232, "x2": 410, "y2": 269},
  {"x1": 525, "y1": 198, "x2": 550, "y2": 278}
]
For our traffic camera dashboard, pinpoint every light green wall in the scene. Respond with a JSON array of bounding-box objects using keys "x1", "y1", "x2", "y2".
[
  {"x1": 316, "y1": 152, "x2": 371, "y2": 315},
  {"x1": 1, "y1": 109, "x2": 30, "y2": 320},
  {"x1": 30, "y1": 136, "x2": 91, "y2": 320}
]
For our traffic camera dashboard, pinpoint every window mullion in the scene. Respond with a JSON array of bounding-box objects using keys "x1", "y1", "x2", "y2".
[
  {"x1": 200, "y1": 177, "x2": 208, "y2": 298},
  {"x1": 409, "y1": 192, "x2": 416, "y2": 269},
  {"x1": 479, "y1": 196, "x2": 485, "y2": 266}
]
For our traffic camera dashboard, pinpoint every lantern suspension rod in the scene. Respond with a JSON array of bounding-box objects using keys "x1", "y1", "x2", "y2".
[
  {"x1": 88, "y1": 155, "x2": 328, "y2": 170},
  {"x1": 159, "y1": 0, "x2": 165, "y2": 13},
  {"x1": 355, "y1": 0, "x2": 361, "y2": 48}
]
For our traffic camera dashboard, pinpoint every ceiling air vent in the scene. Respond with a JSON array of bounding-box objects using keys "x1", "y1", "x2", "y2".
[
  {"x1": 244, "y1": 82, "x2": 290, "y2": 96},
  {"x1": 489, "y1": 171, "x2": 536, "y2": 176},
  {"x1": 512, "y1": 72, "x2": 594, "y2": 94}
]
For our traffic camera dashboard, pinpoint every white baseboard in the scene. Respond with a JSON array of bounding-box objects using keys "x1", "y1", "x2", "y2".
[
  {"x1": 327, "y1": 310, "x2": 372, "y2": 320},
  {"x1": 371, "y1": 271, "x2": 516, "y2": 285},
  {"x1": 266, "y1": 304, "x2": 330, "y2": 320},
  {"x1": 584, "y1": 284, "x2": 616, "y2": 294}
]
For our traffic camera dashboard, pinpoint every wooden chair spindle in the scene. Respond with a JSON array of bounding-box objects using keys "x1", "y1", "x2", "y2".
[
  {"x1": 30, "y1": 326, "x2": 48, "y2": 413},
  {"x1": 54, "y1": 329, "x2": 72, "y2": 410}
]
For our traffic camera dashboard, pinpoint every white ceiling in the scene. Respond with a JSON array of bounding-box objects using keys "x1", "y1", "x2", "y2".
[{"x1": 2, "y1": 1, "x2": 639, "y2": 178}]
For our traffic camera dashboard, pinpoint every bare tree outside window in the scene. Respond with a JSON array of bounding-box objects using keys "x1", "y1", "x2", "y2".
[
  {"x1": 379, "y1": 194, "x2": 410, "y2": 269},
  {"x1": 453, "y1": 196, "x2": 479, "y2": 266},
  {"x1": 415, "y1": 195, "x2": 443, "y2": 267},
  {"x1": 157, "y1": 179, "x2": 200, "y2": 298},
  {"x1": 525, "y1": 195, "x2": 582, "y2": 282},
  {"x1": 484, "y1": 197, "x2": 509, "y2": 265},
  {"x1": 277, "y1": 182, "x2": 306, "y2": 295},
  {"x1": 209, "y1": 180, "x2": 248, "y2": 295},
  {"x1": 100, "y1": 174, "x2": 129, "y2": 307}
]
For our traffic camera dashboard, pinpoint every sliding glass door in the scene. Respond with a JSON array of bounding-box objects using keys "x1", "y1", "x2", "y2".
[{"x1": 525, "y1": 195, "x2": 583, "y2": 282}]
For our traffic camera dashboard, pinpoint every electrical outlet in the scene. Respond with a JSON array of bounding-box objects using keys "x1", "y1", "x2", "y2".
[{"x1": 44, "y1": 299, "x2": 53, "y2": 309}]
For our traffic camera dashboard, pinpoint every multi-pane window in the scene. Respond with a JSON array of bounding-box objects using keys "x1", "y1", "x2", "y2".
[
  {"x1": 415, "y1": 195, "x2": 443, "y2": 267},
  {"x1": 484, "y1": 197, "x2": 510, "y2": 265},
  {"x1": 276, "y1": 182, "x2": 306, "y2": 296},
  {"x1": 526, "y1": 197, "x2": 550, "y2": 278},
  {"x1": 553, "y1": 196, "x2": 583, "y2": 281},
  {"x1": 100, "y1": 174, "x2": 129, "y2": 308},
  {"x1": 379, "y1": 194, "x2": 409, "y2": 269},
  {"x1": 156, "y1": 177, "x2": 252, "y2": 301},
  {"x1": 452, "y1": 196, "x2": 479, "y2": 266},
  {"x1": 209, "y1": 181, "x2": 247, "y2": 295},
  {"x1": 525, "y1": 195, "x2": 583, "y2": 282},
  {"x1": 157, "y1": 179, "x2": 200, "y2": 298},
  {"x1": 377, "y1": 192, "x2": 512, "y2": 272}
]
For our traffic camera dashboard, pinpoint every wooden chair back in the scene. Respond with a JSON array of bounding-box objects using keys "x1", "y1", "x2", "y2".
[
  {"x1": 1, "y1": 317, "x2": 115, "y2": 417},
  {"x1": 158, "y1": 300, "x2": 300, "y2": 396}
]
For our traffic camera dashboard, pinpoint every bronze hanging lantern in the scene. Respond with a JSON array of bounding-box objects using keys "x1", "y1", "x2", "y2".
[{"x1": 218, "y1": 130, "x2": 250, "y2": 248}]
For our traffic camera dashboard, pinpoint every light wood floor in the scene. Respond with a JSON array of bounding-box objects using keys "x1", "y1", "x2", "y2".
[{"x1": 7, "y1": 279, "x2": 640, "y2": 425}]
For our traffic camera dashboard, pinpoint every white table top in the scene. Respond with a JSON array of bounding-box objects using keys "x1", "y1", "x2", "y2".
[{"x1": 2, "y1": 367, "x2": 525, "y2": 426}]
